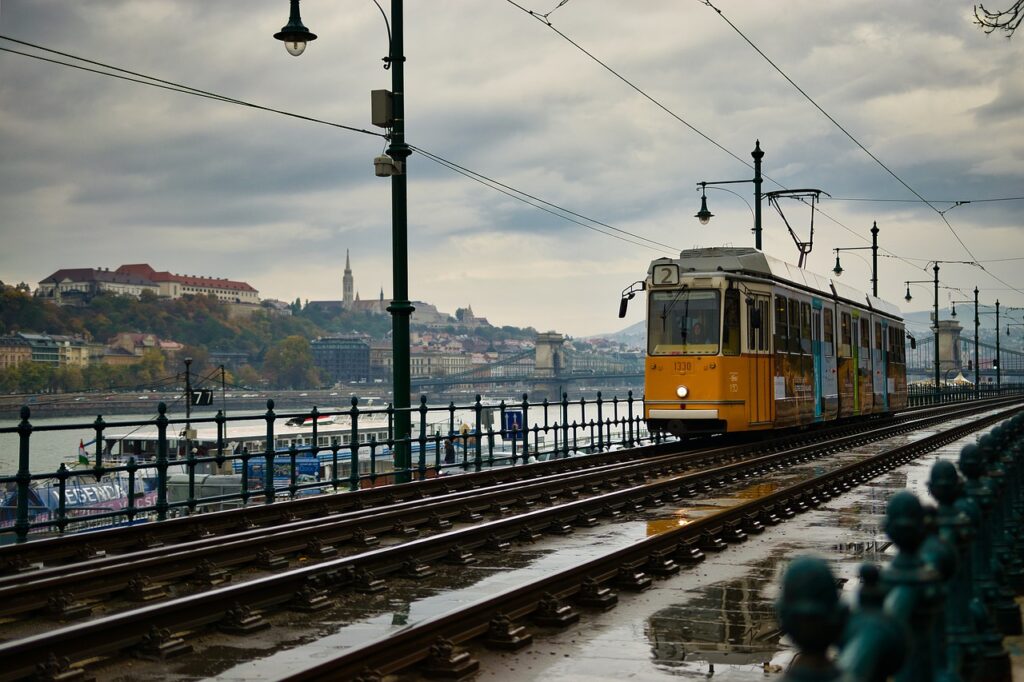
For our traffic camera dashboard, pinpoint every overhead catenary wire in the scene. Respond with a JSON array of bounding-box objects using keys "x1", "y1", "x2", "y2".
[
  {"x1": 501, "y1": 1, "x2": 1015, "y2": 294},
  {"x1": 0, "y1": 36, "x2": 384, "y2": 138},
  {"x1": 0, "y1": 34, "x2": 675, "y2": 257},
  {"x1": 501, "y1": 1, "x2": 934, "y2": 276},
  {"x1": 415, "y1": 151, "x2": 674, "y2": 254},
  {"x1": 411, "y1": 144, "x2": 680, "y2": 254},
  {"x1": 697, "y1": 0, "x2": 1024, "y2": 303},
  {"x1": 697, "y1": 0, "x2": 981, "y2": 262}
]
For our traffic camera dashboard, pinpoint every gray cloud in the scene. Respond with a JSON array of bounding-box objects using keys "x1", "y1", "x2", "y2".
[{"x1": 1, "y1": 0, "x2": 1023, "y2": 334}]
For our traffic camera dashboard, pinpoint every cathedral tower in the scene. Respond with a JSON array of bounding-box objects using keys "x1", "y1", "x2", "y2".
[{"x1": 343, "y1": 249, "x2": 354, "y2": 308}]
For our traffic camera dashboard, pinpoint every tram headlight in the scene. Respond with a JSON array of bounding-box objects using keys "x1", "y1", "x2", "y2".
[{"x1": 676, "y1": 385, "x2": 689, "y2": 399}]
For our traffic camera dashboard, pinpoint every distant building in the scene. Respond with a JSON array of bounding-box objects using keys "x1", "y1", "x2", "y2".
[
  {"x1": 50, "y1": 335, "x2": 91, "y2": 367},
  {"x1": 261, "y1": 299, "x2": 293, "y2": 316},
  {"x1": 37, "y1": 264, "x2": 258, "y2": 305},
  {"x1": 107, "y1": 332, "x2": 183, "y2": 358},
  {"x1": 308, "y1": 251, "x2": 388, "y2": 316},
  {"x1": 455, "y1": 305, "x2": 491, "y2": 328},
  {"x1": 0, "y1": 336, "x2": 32, "y2": 370},
  {"x1": 311, "y1": 336, "x2": 370, "y2": 384},
  {"x1": 343, "y1": 250, "x2": 354, "y2": 309},
  {"x1": 115, "y1": 264, "x2": 259, "y2": 303},
  {"x1": 369, "y1": 342, "x2": 392, "y2": 381},
  {"x1": 208, "y1": 351, "x2": 250, "y2": 371},
  {"x1": 36, "y1": 268, "x2": 159, "y2": 304},
  {"x1": 16, "y1": 333, "x2": 60, "y2": 366}
]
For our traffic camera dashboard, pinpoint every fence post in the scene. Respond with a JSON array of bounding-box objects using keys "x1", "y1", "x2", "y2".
[
  {"x1": 627, "y1": 390, "x2": 635, "y2": 448},
  {"x1": 263, "y1": 399, "x2": 276, "y2": 504},
  {"x1": 473, "y1": 395, "x2": 483, "y2": 472},
  {"x1": 596, "y1": 391, "x2": 604, "y2": 452},
  {"x1": 56, "y1": 463, "x2": 68, "y2": 534},
  {"x1": 521, "y1": 394, "x2": 530, "y2": 463},
  {"x1": 92, "y1": 414, "x2": 106, "y2": 480},
  {"x1": 155, "y1": 402, "x2": 169, "y2": 521},
  {"x1": 350, "y1": 397, "x2": 360, "y2": 492},
  {"x1": 14, "y1": 406, "x2": 32, "y2": 543},
  {"x1": 561, "y1": 392, "x2": 570, "y2": 459},
  {"x1": 418, "y1": 395, "x2": 428, "y2": 480}
]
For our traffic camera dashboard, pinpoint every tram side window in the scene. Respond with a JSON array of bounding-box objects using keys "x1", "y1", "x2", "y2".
[
  {"x1": 800, "y1": 302, "x2": 812, "y2": 354},
  {"x1": 824, "y1": 309, "x2": 835, "y2": 357},
  {"x1": 789, "y1": 298, "x2": 802, "y2": 354},
  {"x1": 874, "y1": 322, "x2": 883, "y2": 351},
  {"x1": 723, "y1": 289, "x2": 740, "y2": 356},
  {"x1": 840, "y1": 312, "x2": 852, "y2": 357},
  {"x1": 774, "y1": 295, "x2": 788, "y2": 353},
  {"x1": 748, "y1": 298, "x2": 769, "y2": 352},
  {"x1": 758, "y1": 299, "x2": 770, "y2": 351},
  {"x1": 860, "y1": 318, "x2": 870, "y2": 350}
]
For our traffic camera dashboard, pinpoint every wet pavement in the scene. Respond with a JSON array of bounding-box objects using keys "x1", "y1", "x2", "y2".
[
  {"x1": 90, "y1": 410, "x2": 1014, "y2": 680},
  {"x1": 469, "y1": 412, "x2": 1007, "y2": 681}
]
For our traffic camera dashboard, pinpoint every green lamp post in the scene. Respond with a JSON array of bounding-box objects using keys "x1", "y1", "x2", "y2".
[{"x1": 275, "y1": 0, "x2": 414, "y2": 482}]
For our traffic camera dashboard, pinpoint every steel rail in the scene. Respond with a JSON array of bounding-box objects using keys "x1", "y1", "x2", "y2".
[
  {"x1": 280, "y1": 405, "x2": 1023, "y2": 681},
  {"x1": 0, "y1": 396, "x2": 998, "y2": 573},
  {"x1": 0, "y1": 397, "x2": 1005, "y2": 620},
  {"x1": 0, "y1": 403, "x2": 1017, "y2": 680}
]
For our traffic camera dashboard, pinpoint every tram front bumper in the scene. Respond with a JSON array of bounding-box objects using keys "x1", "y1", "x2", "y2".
[{"x1": 648, "y1": 409, "x2": 719, "y2": 420}]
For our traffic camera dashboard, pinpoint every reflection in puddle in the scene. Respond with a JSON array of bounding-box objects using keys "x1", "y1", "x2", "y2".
[
  {"x1": 646, "y1": 572, "x2": 782, "y2": 672},
  {"x1": 646, "y1": 506, "x2": 720, "y2": 536}
]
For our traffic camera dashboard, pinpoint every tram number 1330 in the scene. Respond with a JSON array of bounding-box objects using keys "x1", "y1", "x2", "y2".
[{"x1": 673, "y1": 361, "x2": 693, "y2": 374}]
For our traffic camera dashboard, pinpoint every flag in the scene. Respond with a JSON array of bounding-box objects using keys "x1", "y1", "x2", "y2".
[{"x1": 78, "y1": 440, "x2": 89, "y2": 466}]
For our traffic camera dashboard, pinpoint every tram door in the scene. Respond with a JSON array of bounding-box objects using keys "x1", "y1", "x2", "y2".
[
  {"x1": 811, "y1": 301, "x2": 824, "y2": 420},
  {"x1": 746, "y1": 294, "x2": 773, "y2": 425}
]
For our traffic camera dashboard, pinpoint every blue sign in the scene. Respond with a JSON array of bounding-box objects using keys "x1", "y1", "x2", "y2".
[{"x1": 503, "y1": 411, "x2": 525, "y2": 440}]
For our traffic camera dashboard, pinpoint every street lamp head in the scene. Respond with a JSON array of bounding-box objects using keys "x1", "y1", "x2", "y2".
[
  {"x1": 904, "y1": 285, "x2": 912, "y2": 303},
  {"x1": 951, "y1": 302, "x2": 957, "y2": 318},
  {"x1": 274, "y1": 0, "x2": 317, "y2": 56},
  {"x1": 832, "y1": 254, "x2": 843, "y2": 277},
  {"x1": 695, "y1": 193, "x2": 713, "y2": 226}
]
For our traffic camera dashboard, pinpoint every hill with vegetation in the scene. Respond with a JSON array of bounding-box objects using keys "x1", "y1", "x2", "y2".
[{"x1": 0, "y1": 288, "x2": 536, "y2": 393}]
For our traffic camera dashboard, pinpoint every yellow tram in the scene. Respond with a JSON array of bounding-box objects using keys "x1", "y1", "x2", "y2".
[{"x1": 621, "y1": 248, "x2": 907, "y2": 437}]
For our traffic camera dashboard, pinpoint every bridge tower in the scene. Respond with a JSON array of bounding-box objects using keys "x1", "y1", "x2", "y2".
[
  {"x1": 937, "y1": 319, "x2": 963, "y2": 375},
  {"x1": 533, "y1": 332, "x2": 564, "y2": 399}
]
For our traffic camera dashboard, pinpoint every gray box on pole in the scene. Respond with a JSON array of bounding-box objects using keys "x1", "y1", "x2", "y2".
[{"x1": 371, "y1": 89, "x2": 394, "y2": 128}]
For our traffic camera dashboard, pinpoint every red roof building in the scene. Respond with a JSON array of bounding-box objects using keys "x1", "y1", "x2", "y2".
[{"x1": 115, "y1": 264, "x2": 259, "y2": 303}]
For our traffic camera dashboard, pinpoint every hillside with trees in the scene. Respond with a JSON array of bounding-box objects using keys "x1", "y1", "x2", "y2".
[{"x1": 0, "y1": 288, "x2": 539, "y2": 393}]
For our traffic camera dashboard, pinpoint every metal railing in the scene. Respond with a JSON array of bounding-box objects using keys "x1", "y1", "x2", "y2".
[
  {"x1": 777, "y1": 416, "x2": 1024, "y2": 682},
  {"x1": 907, "y1": 383, "x2": 1024, "y2": 406},
  {"x1": 0, "y1": 391, "x2": 653, "y2": 543}
]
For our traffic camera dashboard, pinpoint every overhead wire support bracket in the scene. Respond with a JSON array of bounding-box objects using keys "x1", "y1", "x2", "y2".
[{"x1": 765, "y1": 189, "x2": 829, "y2": 268}]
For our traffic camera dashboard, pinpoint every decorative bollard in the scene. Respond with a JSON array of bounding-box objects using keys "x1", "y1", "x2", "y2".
[
  {"x1": 954, "y1": 445, "x2": 1014, "y2": 682},
  {"x1": 776, "y1": 555, "x2": 846, "y2": 682},
  {"x1": 880, "y1": 490, "x2": 943, "y2": 682},
  {"x1": 959, "y1": 443, "x2": 1022, "y2": 636},
  {"x1": 928, "y1": 459, "x2": 985, "y2": 680},
  {"x1": 777, "y1": 419, "x2": 1024, "y2": 682},
  {"x1": 837, "y1": 563, "x2": 906, "y2": 682}
]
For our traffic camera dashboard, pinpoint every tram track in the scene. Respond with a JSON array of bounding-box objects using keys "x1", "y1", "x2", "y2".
[
  {"x1": 0, "y1": 398, "x2": 1010, "y2": 625},
  {"x1": 0, "y1": 397, "x2": 1011, "y2": 576},
  {"x1": 0, "y1": 400, "x2": 1018, "y2": 680}
]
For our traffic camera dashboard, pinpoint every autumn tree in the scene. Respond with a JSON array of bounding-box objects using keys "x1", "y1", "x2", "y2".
[{"x1": 263, "y1": 336, "x2": 320, "y2": 389}]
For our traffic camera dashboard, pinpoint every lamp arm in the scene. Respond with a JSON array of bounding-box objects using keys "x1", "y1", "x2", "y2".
[{"x1": 371, "y1": 0, "x2": 394, "y2": 69}]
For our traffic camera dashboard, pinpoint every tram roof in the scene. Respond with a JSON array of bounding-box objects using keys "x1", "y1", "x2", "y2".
[{"x1": 655, "y1": 247, "x2": 902, "y2": 320}]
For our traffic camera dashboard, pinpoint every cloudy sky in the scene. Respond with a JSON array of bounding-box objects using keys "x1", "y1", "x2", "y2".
[{"x1": 2, "y1": 0, "x2": 1023, "y2": 338}]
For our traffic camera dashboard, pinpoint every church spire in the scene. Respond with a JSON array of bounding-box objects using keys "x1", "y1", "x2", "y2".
[{"x1": 342, "y1": 249, "x2": 354, "y2": 308}]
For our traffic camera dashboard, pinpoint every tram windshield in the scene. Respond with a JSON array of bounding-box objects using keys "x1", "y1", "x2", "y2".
[{"x1": 648, "y1": 289, "x2": 721, "y2": 355}]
